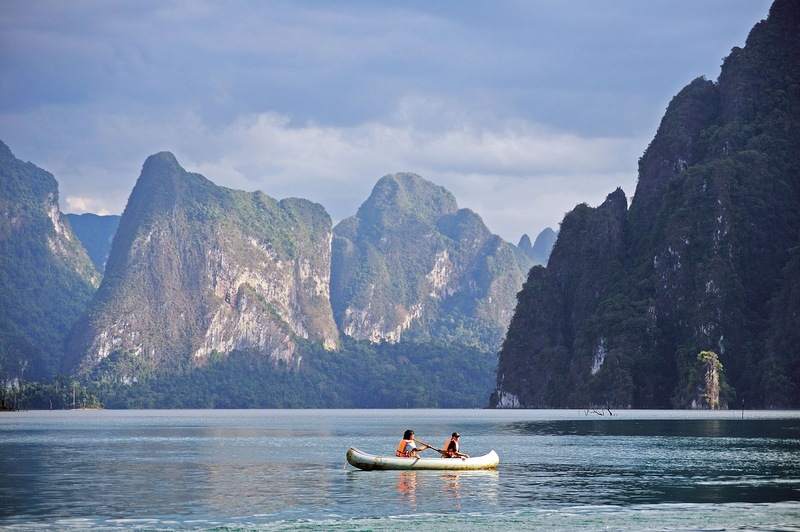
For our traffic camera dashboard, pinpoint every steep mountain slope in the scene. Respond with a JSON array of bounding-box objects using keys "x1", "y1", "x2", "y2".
[
  {"x1": 0, "y1": 140, "x2": 99, "y2": 381},
  {"x1": 494, "y1": 189, "x2": 633, "y2": 408},
  {"x1": 66, "y1": 213, "x2": 120, "y2": 272},
  {"x1": 64, "y1": 152, "x2": 339, "y2": 377},
  {"x1": 493, "y1": 0, "x2": 800, "y2": 408},
  {"x1": 331, "y1": 172, "x2": 531, "y2": 351}
]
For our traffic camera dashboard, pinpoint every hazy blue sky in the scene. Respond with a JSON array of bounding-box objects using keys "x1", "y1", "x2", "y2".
[{"x1": 0, "y1": 0, "x2": 773, "y2": 242}]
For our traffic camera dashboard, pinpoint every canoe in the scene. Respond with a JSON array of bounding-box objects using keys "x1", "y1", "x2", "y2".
[{"x1": 346, "y1": 447, "x2": 499, "y2": 471}]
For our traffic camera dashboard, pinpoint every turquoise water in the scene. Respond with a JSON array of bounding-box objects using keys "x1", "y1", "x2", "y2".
[{"x1": 1, "y1": 409, "x2": 799, "y2": 530}]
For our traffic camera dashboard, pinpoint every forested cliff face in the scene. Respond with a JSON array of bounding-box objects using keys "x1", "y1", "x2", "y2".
[
  {"x1": 1, "y1": 138, "x2": 529, "y2": 390},
  {"x1": 493, "y1": 0, "x2": 800, "y2": 409},
  {"x1": 63, "y1": 152, "x2": 340, "y2": 377},
  {"x1": 60, "y1": 161, "x2": 527, "y2": 381},
  {"x1": 331, "y1": 173, "x2": 531, "y2": 351},
  {"x1": 493, "y1": 189, "x2": 634, "y2": 408},
  {"x1": 0, "y1": 141, "x2": 99, "y2": 382}
]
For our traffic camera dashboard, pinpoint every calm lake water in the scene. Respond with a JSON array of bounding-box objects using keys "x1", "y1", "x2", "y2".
[{"x1": 1, "y1": 409, "x2": 799, "y2": 531}]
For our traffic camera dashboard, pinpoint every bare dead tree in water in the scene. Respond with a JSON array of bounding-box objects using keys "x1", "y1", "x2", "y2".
[{"x1": 583, "y1": 402, "x2": 614, "y2": 416}]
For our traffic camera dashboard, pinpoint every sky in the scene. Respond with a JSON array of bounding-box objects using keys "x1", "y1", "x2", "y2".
[{"x1": 0, "y1": 0, "x2": 774, "y2": 243}]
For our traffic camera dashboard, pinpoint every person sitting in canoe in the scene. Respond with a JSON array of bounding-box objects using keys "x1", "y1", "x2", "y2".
[
  {"x1": 396, "y1": 429, "x2": 430, "y2": 458},
  {"x1": 444, "y1": 432, "x2": 470, "y2": 458}
]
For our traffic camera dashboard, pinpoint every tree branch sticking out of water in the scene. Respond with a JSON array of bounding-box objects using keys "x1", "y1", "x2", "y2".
[{"x1": 583, "y1": 403, "x2": 614, "y2": 416}]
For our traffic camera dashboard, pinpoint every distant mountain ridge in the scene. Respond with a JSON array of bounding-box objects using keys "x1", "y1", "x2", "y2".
[
  {"x1": 518, "y1": 227, "x2": 557, "y2": 266},
  {"x1": 65, "y1": 213, "x2": 120, "y2": 272},
  {"x1": 493, "y1": 0, "x2": 800, "y2": 409}
]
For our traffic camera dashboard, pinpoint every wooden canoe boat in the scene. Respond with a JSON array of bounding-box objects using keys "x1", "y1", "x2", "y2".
[{"x1": 346, "y1": 447, "x2": 499, "y2": 471}]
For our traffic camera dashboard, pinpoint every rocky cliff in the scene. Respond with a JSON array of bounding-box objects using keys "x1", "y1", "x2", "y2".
[
  {"x1": 0, "y1": 141, "x2": 99, "y2": 381},
  {"x1": 494, "y1": 189, "x2": 634, "y2": 407},
  {"x1": 493, "y1": 0, "x2": 800, "y2": 408},
  {"x1": 331, "y1": 172, "x2": 531, "y2": 351},
  {"x1": 63, "y1": 152, "x2": 339, "y2": 377},
  {"x1": 3, "y1": 143, "x2": 530, "y2": 389}
]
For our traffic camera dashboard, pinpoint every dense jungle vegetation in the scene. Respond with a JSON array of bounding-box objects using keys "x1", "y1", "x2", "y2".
[{"x1": 2, "y1": 338, "x2": 495, "y2": 409}]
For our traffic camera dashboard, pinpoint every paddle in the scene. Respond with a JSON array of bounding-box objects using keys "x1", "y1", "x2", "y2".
[{"x1": 413, "y1": 437, "x2": 454, "y2": 458}]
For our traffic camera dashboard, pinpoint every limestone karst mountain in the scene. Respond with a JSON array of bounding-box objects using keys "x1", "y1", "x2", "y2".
[
  {"x1": 517, "y1": 227, "x2": 558, "y2": 266},
  {"x1": 63, "y1": 152, "x2": 340, "y2": 377},
  {"x1": 61, "y1": 159, "x2": 528, "y2": 385},
  {"x1": 331, "y1": 172, "x2": 531, "y2": 351},
  {"x1": 493, "y1": 0, "x2": 800, "y2": 409},
  {"x1": 0, "y1": 141, "x2": 99, "y2": 382},
  {"x1": 66, "y1": 213, "x2": 120, "y2": 272}
]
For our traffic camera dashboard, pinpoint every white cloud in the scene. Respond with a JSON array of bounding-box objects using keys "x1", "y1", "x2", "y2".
[
  {"x1": 5, "y1": 95, "x2": 644, "y2": 242},
  {"x1": 0, "y1": 0, "x2": 771, "y2": 242},
  {"x1": 178, "y1": 99, "x2": 645, "y2": 240}
]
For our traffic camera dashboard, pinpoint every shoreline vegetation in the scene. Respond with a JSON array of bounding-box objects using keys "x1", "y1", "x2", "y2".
[{"x1": 1, "y1": 340, "x2": 496, "y2": 410}]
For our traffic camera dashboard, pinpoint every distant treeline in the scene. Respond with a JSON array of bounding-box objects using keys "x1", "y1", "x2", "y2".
[
  {"x1": 4, "y1": 339, "x2": 496, "y2": 409},
  {"x1": 2, "y1": 375, "x2": 100, "y2": 411}
]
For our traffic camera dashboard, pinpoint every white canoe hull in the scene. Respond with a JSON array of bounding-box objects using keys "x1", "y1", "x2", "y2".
[{"x1": 346, "y1": 447, "x2": 499, "y2": 471}]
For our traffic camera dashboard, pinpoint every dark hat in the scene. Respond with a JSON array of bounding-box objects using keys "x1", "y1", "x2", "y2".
[{"x1": 452, "y1": 432, "x2": 460, "y2": 438}]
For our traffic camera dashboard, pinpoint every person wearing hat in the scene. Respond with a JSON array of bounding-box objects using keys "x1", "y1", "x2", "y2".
[{"x1": 444, "y1": 432, "x2": 469, "y2": 458}]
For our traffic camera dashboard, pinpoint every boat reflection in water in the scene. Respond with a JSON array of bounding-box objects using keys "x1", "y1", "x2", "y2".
[
  {"x1": 396, "y1": 471, "x2": 418, "y2": 506},
  {"x1": 443, "y1": 473, "x2": 461, "y2": 509},
  {"x1": 394, "y1": 468, "x2": 500, "y2": 510}
]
